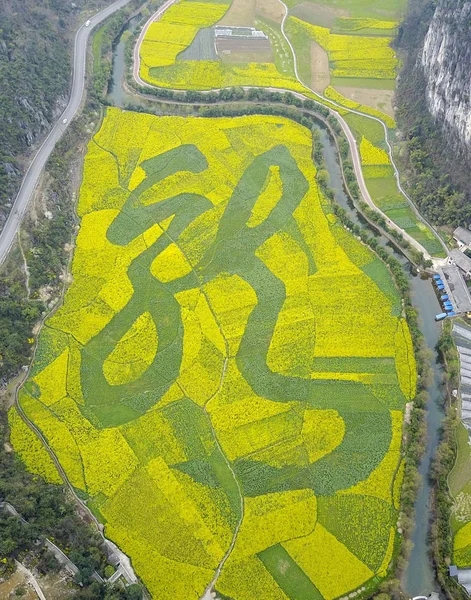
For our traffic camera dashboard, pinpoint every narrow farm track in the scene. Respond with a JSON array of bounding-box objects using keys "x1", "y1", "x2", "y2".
[
  {"x1": 156, "y1": 219, "x2": 247, "y2": 598},
  {"x1": 201, "y1": 357, "x2": 245, "y2": 600},
  {"x1": 275, "y1": 0, "x2": 448, "y2": 259},
  {"x1": 0, "y1": 0, "x2": 134, "y2": 266},
  {"x1": 131, "y1": 0, "x2": 448, "y2": 262}
]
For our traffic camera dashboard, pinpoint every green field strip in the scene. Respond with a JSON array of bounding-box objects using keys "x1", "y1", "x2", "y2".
[
  {"x1": 317, "y1": 495, "x2": 394, "y2": 571},
  {"x1": 258, "y1": 544, "x2": 324, "y2": 600}
]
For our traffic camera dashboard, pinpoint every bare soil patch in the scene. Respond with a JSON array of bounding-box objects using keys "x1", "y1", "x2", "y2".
[
  {"x1": 39, "y1": 572, "x2": 75, "y2": 600},
  {"x1": 255, "y1": 0, "x2": 285, "y2": 23},
  {"x1": 218, "y1": 0, "x2": 256, "y2": 26},
  {"x1": 310, "y1": 40, "x2": 330, "y2": 92},
  {"x1": 290, "y1": 2, "x2": 347, "y2": 28},
  {"x1": 217, "y1": 36, "x2": 273, "y2": 62},
  {"x1": 0, "y1": 570, "x2": 36, "y2": 600},
  {"x1": 336, "y1": 85, "x2": 395, "y2": 116}
]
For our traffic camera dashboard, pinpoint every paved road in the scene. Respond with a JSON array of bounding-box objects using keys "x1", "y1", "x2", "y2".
[{"x1": 0, "y1": 0, "x2": 133, "y2": 266}]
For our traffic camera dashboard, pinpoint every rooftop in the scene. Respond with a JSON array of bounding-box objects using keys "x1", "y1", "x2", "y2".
[
  {"x1": 439, "y1": 264, "x2": 471, "y2": 313},
  {"x1": 214, "y1": 26, "x2": 268, "y2": 39},
  {"x1": 450, "y1": 249, "x2": 471, "y2": 273},
  {"x1": 454, "y1": 226, "x2": 471, "y2": 245}
]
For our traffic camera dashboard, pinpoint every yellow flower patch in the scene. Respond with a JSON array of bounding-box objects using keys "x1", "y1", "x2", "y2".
[
  {"x1": 360, "y1": 136, "x2": 391, "y2": 166},
  {"x1": 394, "y1": 319, "x2": 417, "y2": 400},
  {"x1": 283, "y1": 523, "x2": 374, "y2": 599},
  {"x1": 151, "y1": 242, "x2": 193, "y2": 283},
  {"x1": 33, "y1": 348, "x2": 69, "y2": 407},
  {"x1": 8, "y1": 407, "x2": 62, "y2": 485},
  {"x1": 146, "y1": 458, "x2": 229, "y2": 565},
  {"x1": 218, "y1": 554, "x2": 290, "y2": 600},
  {"x1": 204, "y1": 273, "x2": 258, "y2": 356},
  {"x1": 302, "y1": 409, "x2": 345, "y2": 463},
  {"x1": 287, "y1": 18, "x2": 397, "y2": 80},
  {"x1": 19, "y1": 391, "x2": 85, "y2": 490},
  {"x1": 247, "y1": 165, "x2": 283, "y2": 228},
  {"x1": 230, "y1": 489, "x2": 317, "y2": 560},
  {"x1": 52, "y1": 396, "x2": 138, "y2": 496},
  {"x1": 140, "y1": 1, "x2": 229, "y2": 79},
  {"x1": 103, "y1": 312, "x2": 158, "y2": 386},
  {"x1": 336, "y1": 17, "x2": 399, "y2": 31}
]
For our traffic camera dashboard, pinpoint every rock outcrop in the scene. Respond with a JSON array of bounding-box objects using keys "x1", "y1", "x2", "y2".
[{"x1": 421, "y1": 0, "x2": 471, "y2": 156}]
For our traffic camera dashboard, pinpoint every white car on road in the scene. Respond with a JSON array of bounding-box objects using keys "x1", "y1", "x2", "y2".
[
  {"x1": 62, "y1": 118, "x2": 68, "y2": 124},
  {"x1": 85, "y1": 19, "x2": 91, "y2": 26}
]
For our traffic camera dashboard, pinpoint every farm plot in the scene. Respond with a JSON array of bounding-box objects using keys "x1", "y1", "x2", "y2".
[
  {"x1": 285, "y1": 0, "x2": 406, "y2": 21},
  {"x1": 138, "y1": 0, "x2": 444, "y2": 256},
  {"x1": 215, "y1": 27, "x2": 274, "y2": 64},
  {"x1": 280, "y1": 3, "x2": 443, "y2": 255},
  {"x1": 139, "y1": 0, "x2": 303, "y2": 90},
  {"x1": 13, "y1": 109, "x2": 417, "y2": 600}
]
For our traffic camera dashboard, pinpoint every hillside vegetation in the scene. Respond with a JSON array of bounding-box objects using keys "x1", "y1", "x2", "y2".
[
  {"x1": 396, "y1": 0, "x2": 471, "y2": 228},
  {"x1": 0, "y1": 0, "x2": 108, "y2": 233}
]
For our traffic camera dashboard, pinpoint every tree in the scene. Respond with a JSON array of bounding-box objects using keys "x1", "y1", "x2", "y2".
[{"x1": 125, "y1": 585, "x2": 143, "y2": 600}]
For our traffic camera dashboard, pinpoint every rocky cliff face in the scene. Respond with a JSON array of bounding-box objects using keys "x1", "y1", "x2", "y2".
[{"x1": 421, "y1": 0, "x2": 471, "y2": 156}]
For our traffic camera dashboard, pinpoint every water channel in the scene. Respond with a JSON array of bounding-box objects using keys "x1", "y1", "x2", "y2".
[
  {"x1": 108, "y1": 13, "x2": 143, "y2": 108},
  {"x1": 107, "y1": 17, "x2": 445, "y2": 596}
]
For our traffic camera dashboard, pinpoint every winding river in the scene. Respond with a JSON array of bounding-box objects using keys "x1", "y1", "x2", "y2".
[{"x1": 107, "y1": 16, "x2": 444, "y2": 596}]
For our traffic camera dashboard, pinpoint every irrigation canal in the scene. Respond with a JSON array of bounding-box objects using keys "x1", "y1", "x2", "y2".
[{"x1": 107, "y1": 18, "x2": 445, "y2": 597}]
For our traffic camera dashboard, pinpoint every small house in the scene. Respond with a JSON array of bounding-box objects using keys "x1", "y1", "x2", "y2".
[
  {"x1": 449, "y1": 249, "x2": 471, "y2": 279},
  {"x1": 453, "y1": 226, "x2": 471, "y2": 249}
]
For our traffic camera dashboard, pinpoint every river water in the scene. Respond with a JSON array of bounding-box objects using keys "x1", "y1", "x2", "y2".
[
  {"x1": 108, "y1": 14, "x2": 142, "y2": 107},
  {"x1": 107, "y1": 19, "x2": 444, "y2": 596}
]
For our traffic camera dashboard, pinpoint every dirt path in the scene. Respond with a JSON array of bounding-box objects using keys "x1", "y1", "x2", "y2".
[
  {"x1": 15, "y1": 561, "x2": 47, "y2": 600},
  {"x1": 310, "y1": 40, "x2": 330, "y2": 93}
]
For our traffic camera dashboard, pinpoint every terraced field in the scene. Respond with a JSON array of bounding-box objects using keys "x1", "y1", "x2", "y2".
[{"x1": 11, "y1": 109, "x2": 417, "y2": 599}]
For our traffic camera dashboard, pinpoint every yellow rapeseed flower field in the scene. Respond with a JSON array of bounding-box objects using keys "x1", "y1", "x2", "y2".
[
  {"x1": 287, "y1": 18, "x2": 397, "y2": 80},
  {"x1": 360, "y1": 136, "x2": 391, "y2": 166},
  {"x1": 14, "y1": 109, "x2": 416, "y2": 600},
  {"x1": 8, "y1": 408, "x2": 62, "y2": 485}
]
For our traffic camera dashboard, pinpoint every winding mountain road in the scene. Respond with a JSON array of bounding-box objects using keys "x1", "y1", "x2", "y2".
[{"x1": 0, "y1": 0, "x2": 133, "y2": 266}]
